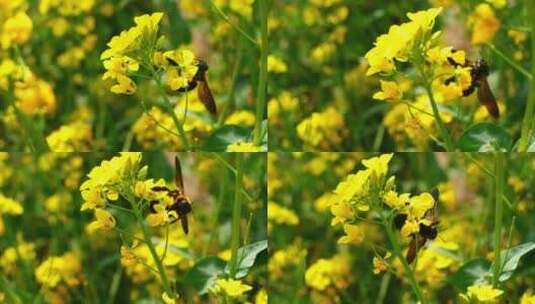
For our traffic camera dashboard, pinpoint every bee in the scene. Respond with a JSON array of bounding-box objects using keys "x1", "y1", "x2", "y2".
[
  {"x1": 165, "y1": 57, "x2": 217, "y2": 116},
  {"x1": 393, "y1": 189, "x2": 440, "y2": 264},
  {"x1": 149, "y1": 155, "x2": 192, "y2": 234},
  {"x1": 446, "y1": 57, "x2": 499, "y2": 119}
]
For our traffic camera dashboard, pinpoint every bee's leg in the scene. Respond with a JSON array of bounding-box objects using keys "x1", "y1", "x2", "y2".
[
  {"x1": 179, "y1": 214, "x2": 189, "y2": 235},
  {"x1": 149, "y1": 200, "x2": 159, "y2": 213},
  {"x1": 151, "y1": 186, "x2": 171, "y2": 192}
]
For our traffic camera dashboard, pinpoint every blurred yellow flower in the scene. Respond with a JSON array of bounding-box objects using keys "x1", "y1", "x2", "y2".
[
  {"x1": 268, "y1": 55, "x2": 288, "y2": 73},
  {"x1": 47, "y1": 122, "x2": 92, "y2": 152},
  {"x1": 212, "y1": 278, "x2": 253, "y2": 298},
  {"x1": 35, "y1": 252, "x2": 82, "y2": 288},
  {"x1": 268, "y1": 201, "x2": 299, "y2": 226},
  {"x1": 133, "y1": 107, "x2": 181, "y2": 150},
  {"x1": 255, "y1": 289, "x2": 268, "y2": 304},
  {"x1": 226, "y1": 142, "x2": 263, "y2": 152},
  {"x1": 469, "y1": 4, "x2": 500, "y2": 45},
  {"x1": 373, "y1": 80, "x2": 403, "y2": 101},
  {"x1": 1, "y1": 11, "x2": 32, "y2": 48},
  {"x1": 338, "y1": 223, "x2": 365, "y2": 245},
  {"x1": 14, "y1": 76, "x2": 57, "y2": 116},
  {"x1": 87, "y1": 208, "x2": 116, "y2": 233},
  {"x1": 0, "y1": 193, "x2": 23, "y2": 215},
  {"x1": 462, "y1": 284, "x2": 503, "y2": 302},
  {"x1": 486, "y1": 0, "x2": 506, "y2": 9},
  {"x1": 225, "y1": 110, "x2": 256, "y2": 126},
  {"x1": 297, "y1": 107, "x2": 345, "y2": 148},
  {"x1": 521, "y1": 291, "x2": 535, "y2": 304},
  {"x1": 305, "y1": 254, "x2": 350, "y2": 291},
  {"x1": 162, "y1": 292, "x2": 178, "y2": 304}
]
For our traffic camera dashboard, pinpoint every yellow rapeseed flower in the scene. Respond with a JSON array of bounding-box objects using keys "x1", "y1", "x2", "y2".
[
  {"x1": 463, "y1": 284, "x2": 503, "y2": 302},
  {"x1": 87, "y1": 208, "x2": 116, "y2": 233},
  {"x1": 268, "y1": 55, "x2": 288, "y2": 73},
  {"x1": 226, "y1": 142, "x2": 263, "y2": 152},
  {"x1": 469, "y1": 4, "x2": 500, "y2": 45},
  {"x1": 268, "y1": 201, "x2": 299, "y2": 226},
  {"x1": 1, "y1": 11, "x2": 33, "y2": 48},
  {"x1": 337, "y1": 223, "x2": 365, "y2": 245},
  {"x1": 35, "y1": 252, "x2": 82, "y2": 288},
  {"x1": 212, "y1": 278, "x2": 253, "y2": 298},
  {"x1": 373, "y1": 80, "x2": 403, "y2": 101}
]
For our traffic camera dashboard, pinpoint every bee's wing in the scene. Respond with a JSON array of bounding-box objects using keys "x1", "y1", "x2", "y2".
[
  {"x1": 424, "y1": 189, "x2": 439, "y2": 221},
  {"x1": 175, "y1": 156, "x2": 185, "y2": 195},
  {"x1": 406, "y1": 237, "x2": 417, "y2": 264},
  {"x1": 406, "y1": 236, "x2": 427, "y2": 264},
  {"x1": 197, "y1": 79, "x2": 217, "y2": 116},
  {"x1": 179, "y1": 214, "x2": 189, "y2": 235},
  {"x1": 478, "y1": 79, "x2": 499, "y2": 119}
]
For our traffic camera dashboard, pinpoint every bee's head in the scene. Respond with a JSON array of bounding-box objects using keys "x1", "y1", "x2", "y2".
[
  {"x1": 196, "y1": 59, "x2": 208, "y2": 72},
  {"x1": 176, "y1": 199, "x2": 192, "y2": 214},
  {"x1": 473, "y1": 59, "x2": 490, "y2": 78}
]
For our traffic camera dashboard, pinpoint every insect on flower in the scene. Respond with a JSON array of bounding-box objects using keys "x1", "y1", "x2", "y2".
[
  {"x1": 394, "y1": 188, "x2": 440, "y2": 264},
  {"x1": 166, "y1": 56, "x2": 217, "y2": 116},
  {"x1": 446, "y1": 57, "x2": 499, "y2": 119},
  {"x1": 149, "y1": 156, "x2": 192, "y2": 234}
]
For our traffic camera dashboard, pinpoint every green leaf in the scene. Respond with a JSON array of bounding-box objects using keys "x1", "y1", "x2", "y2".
[
  {"x1": 495, "y1": 242, "x2": 535, "y2": 281},
  {"x1": 525, "y1": 134, "x2": 535, "y2": 152},
  {"x1": 225, "y1": 240, "x2": 268, "y2": 279},
  {"x1": 457, "y1": 123, "x2": 512, "y2": 152},
  {"x1": 183, "y1": 257, "x2": 226, "y2": 294},
  {"x1": 202, "y1": 125, "x2": 251, "y2": 151},
  {"x1": 448, "y1": 258, "x2": 491, "y2": 290}
]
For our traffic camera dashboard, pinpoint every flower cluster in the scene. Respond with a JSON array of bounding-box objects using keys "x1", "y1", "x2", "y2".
[
  {"x1": 35, "y1": 251, "x2": 83, "y2": 288},
  {"x1": 101, "y1": 13, "x2": 163, "y2": 94},
  {"x1": 101, "y1": 12, "x2": 202, "y2": 96},
  {"x1": 296, "y1": 106, "x2": 345, "y2": 149},
  {"x1": 46, "y1": 121, "x2": 93, "y2": 152},
  {"x1": 1, "y1": 8, "x2": 32, "y2": 49},
  {"x1": 80, "y1": 153, "x2": 143, "y2": 231},
  {"x1": 210, "y1": 278, "x2": 253, "y2": 299},
  {"x1": 305, "y1": 254, "x2": 351, "y2": 291},
  {"x1": 0, "y1": 193, "x2": 23, "y2": 236}
]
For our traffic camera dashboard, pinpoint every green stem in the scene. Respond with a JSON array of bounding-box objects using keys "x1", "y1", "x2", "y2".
[
  {"x1": 518, "y1": 0, "x2": 535, "y2": 151},
  {"x1": 207, "y1": 1, "x2": 258, "y2": 46},
  {"x1": 127, "y1": 196, "x2": 174, "y2": 297},
  {"x1": 229, "y1": 154, "x2": 243, "y2": 277},
  {"x1": 253, "y1": 0, "x2": 269, "y2": 146},
  {"x1": 423, "y1": 81, "x2": 455, "y2": 151},
  {"x1": 376, "y1": 272, "x2": 391, "y2": 304},
  {"x1": 492, "y1": 153, "x2": 505, "y2": 287},
  {"x1": 384, "y1": 217, "x2": 426, "y2": 304},
  {"x1": 217, "y1": 40, "x2": 243, "y2": 127},
  {"x1": 152, "y1": 73, "x2": 192, "y2": 151},
  {"x1": 487, "y1": 44, "x2": 532, "y2": 80}
]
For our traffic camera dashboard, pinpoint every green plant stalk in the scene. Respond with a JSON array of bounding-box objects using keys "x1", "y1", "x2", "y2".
[
  {"x1": 518, "y1": 0, "x2": 535, "y2": 151},
  {"x1": 384, "y1": 218, "x2": 426, "y2": 304},
  {"x1": 153, "y1": 73, "x2": 191, "y2": 151},
  {"x1": 5, "y1": 86, "x2": 49, "y2": 152},
  {"x1": 253, "y1": 0, "x2": 269, "y2": 146},
  {"x1": 217, "y1": 41, "x2": 243, "y2": 127},
  {"x1": 493, "y1": 153, "x2": 505, "y2": 287},
  {"x1": 423, "y1": 81, "x2": 455, "y2": 151},
  {"x1": 127, "y1": 196, "x2": 174, "y2": 297},
  {"x1": 487, "y1": 43, "x2": 532, "y2": 80},
  {"x1": 208, "y1": 0, "x2": 258, "y2": 46},
  {"x1": 11, "y1": 46, "x2": 51, "y2": 152},
  {"x1": 229, "y1": 154, "x2": 243, "y2": 277}
]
